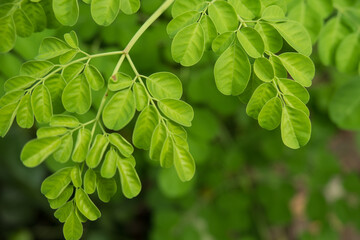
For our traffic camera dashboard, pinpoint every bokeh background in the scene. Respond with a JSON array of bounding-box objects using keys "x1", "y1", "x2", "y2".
[{"x1": 1, "y1": 0, "x2": 360, "y2": 239}]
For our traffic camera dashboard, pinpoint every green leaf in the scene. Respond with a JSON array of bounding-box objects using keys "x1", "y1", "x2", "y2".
[
  {"x1": 91, "y1": 0, "x2": 120, "y2": 26},
  {"x1": 62, "y1": 63, "x2": 85, "y2": 82},
  {"x1": 108, "y1": 72, "x2": 133, "y2": 91},
  {"x1": 96, "y1": 176, "x2": 117, "y2": 202},
  {"x1": 0, "y1": 91, "x2": 23, "y2": 108},
  {"x1": 281, "y1": 106, "x2": 311, "y2": 149},
  {"x1": 246, "y1": 83, "x2": 277, "y2": 119},
  {"x1": 167, "y1": 11, "x2": 200, "y2": 38},
  {"x1": 22, "y1": 1, "x2": 46, "y2": 32},
  {"x1": 75, "y1": 188, "x2": 101, "y2": 221},
  {"x1": 31, "y1": 85, "x2": 53, "y2": 123},
  {"x1": 147, "y1": 72, "x2": 182, "y2": 100},
  {"x1": 255, "y1": 22, "x2": 283, "y2": 53},
  {"x1": 48, "y1": 185, "x2": 73, "y2": 209},
  {"x1": 212, "y1": 31, "x2": 235, "y2": 55},
  {"x1": 214, "y1": 43, "x2": 251, "y2": 96},
  {"x1": 72, "y1": 128, "x2": 92, "y2": 163},
  {"x1": 158, "y1": 99, "x2": 194, "y2": 127},
  {"x1": 171, "y1": 23, "x2": 205, "y2": 67},
  {"x1": 278, "y1": 53, "x2": 315, "y2": 87},
  {"x1": 21, "y1": 137, "x2": 62, "y2": 168},
  {"x1": 63, "y1": 210, "x2": 83, "y2": 240},
  {"x1": 55, "y1": 202, "x2": 73, "y2": 223},
  {"x1": 200, "y1": 15, "x2": 217, "y2": 49},
  {"x1": 258, "y1": 96, "x2": 282, "y2": 130},
  {"x1": 84, "y1": 64, "x2": 105, "y2": 90},
  {"x1": 208, "y1": 1, "x2": 238, "y2": 34},
  {"x1": 260, "y1": 0, "x2": 287, "y2": 17},
  {"x1": 71, "y1": 166, "x2": 82, "y2": 188},
  {"x1": 20, "y1": 60, "x2": 54, "y2": 78},
  {"x1": 0, "y1": 102, "x2": 18, "y2": 137},
  {"x1": 335, "y1": 32, "x2": 360, "y2": 73},
  {"x1": 0, "y1": 16, "x2": 16, "y2": 53},
  {"x1": 308, "y1": 0, "x2": 333, "y2": 19},
  {"x1": 150, "y1": 123, "x2": 167, "y2": 162},
  {"x1": 254, "y1": 57, "x2": 274, "y2": 82},
  {"x1": 102, "y1": 89, "x2": 136, "y2": 130},
  {"x1": 228, "y1": 0, "x2": 261, "y2": 19},
  {"x1": 284, "y1": 94, "x2": 310, "y2": 116},
  {"x1": 84, "y1": 168, "x2": 97, "y2": 194},
  {"x1": 329, "y1": 79, "x2": 360, "y2": 130},
  {"x1": 108, "y1": 133, "x2": 134, "y2": 158},
  {"x1": 59, "y1": 50, "x2": 78, "y2": 65},
  {"x1": 53, "y1": 0, "x2": 79, "y2": 26},
  {"x1": 64, "y1": 31, "x2": 79, "y2": 48},
  {"x1": 174, "y1": 145, "x2": 195, "y2": 182},
  {"x1": 53, "y1": 134, "x2": 73, "y2": 163},
  {"x1": 45, "y1": 74, "x2": 66, "y2": 103},
  {"x1": 160, "y1": 135, "x2": 175, "y2": 168},
  {"x1": 4, "y1": 76, "x2": 37, "y2": 92},
  {"x1": 120, "y1": 0, "x2": 140, "y2": 15},
  {"x1": 270, "y1": 21, "x2": 312, "y2": 56},
  {"x1": 270, "y1": 55, "x2": 287, "y2": 78},
  {"x1": 277, "y1": 78, "x2": 309, "y2": 104},
  {"x1": 133, "y1": 83, "x2": 148, "y2": 111},
  {"x1": 171, "y1": 0, "x2": 206, "y2": 18},
  {"x1": 101, "y1": 148, "x2": 118, "y2": 179},
  {"x1": 41, "y1": 168, "x2": 72, "y2": 199},
  {"x1": 62, "y1": 75, "x2": 92, "y2": 114},
  {"x1": 37, "y1": 37, "x2": 72, "y2": 59},
  {"x1": 261, "y1": 5, "x2": 285, "y2": 21},
  {"x1": 86, "y1": 134, "x2": 109, "y2": 168},
  {"x1": 16, "y1": 94, "x2": 34, "y2": 128},
  {"x1": 133, "y1": 105, "x2": 159, "y2": 150},
  {"x1": 37, "y1": 127, "x2": 68, "y2": 138},
  {"x1": 237, "y1": 27, "x2": 265, "y2": 58},
  {"x1": 117, "y1": 157, "x2": 141, "y2": 199},
  {"x1": 51, "y1": 115, "x2": 80, "y2": 128},
  {"x1": 13, "y1": 8, "x2": 34, "y2": 37}
]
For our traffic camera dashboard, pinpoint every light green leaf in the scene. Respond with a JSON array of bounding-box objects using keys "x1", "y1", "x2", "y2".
[
  {"x1": 53, "y1": 133, "x2": 73, "y2": 163},
  {"x1": 59, "y1": 50, "x2": 78, "y2": 65},
  {"x1": 16, "y1": 94, "x2": 34, "y2": 129},
  {"x1": 120, "y1": 0, "x2": 140, "y2": 15},
  {"x1": 260, "y1": 0, "x2": 287, "y2": 14},
  {"x1": 32, "y1": 85, "x2": 53, "y2": 123},
  {"x1": 62, "y1": 63, "x2": 84, "y2": 82},
  {"x1": 133, "y1": 83, "x2": 148, "y2": 111},
  {"x1": 208, "y1": 1, "x2": 238, "y2": 33},
  {"x1": 167, "y1": 11, "x2": 200, "y2": 38},
  {"x1": 270, "y1": 55, "x2": 287, "y2": 78},
  {"x1": 48, "y1": 185, "x2": 73, "y2": 209},
  {"x1": 284, "y1": 94, "x2": 310, "y2": 116},
  {"x1": 214, "y1": 43, "x2": 251, "y2": 96},
  {"x1": 63, "y1": 210, "x2": 83, "y2": 240},
  {"x1": 171, "y1": 23, "x2": 205, "y2": 67},
  {"x1": 55, "y1": 202, "x2": 73, "y2": 223},
  {"x1": 91, "y1": 0, "x2": 120, "y2": 26},
  {"x1": 281, "y1": 106, "x2": 311, "y2": 149},
  {"x1": 117, "y1": 158, "x2": 141, "y2": 199},
  {"x1": 237, "y1": 27, "x2": 265, "y2": 58},
  {"x1": 86, "y1": 134, "x2": 109, "y2": 168},
  {"x1": 174, "y1": 145, "x2": 195, "y2": 182},
  {"x1": 212, "y1": 31, "x2": 235, "y2": 55},
  {"x1": 64, "y1": 31, "x2": 79, "y2": 48},
  {"x1": 13, "y1": 8, "x2": 34, "y2": 37},
  {"x1": 0, "y1": 102, "x2": 18, "y2": 137},
  {"x1": 246, "y1": 83, "x2": 277, "y2": 119},
  {"x1": 258, "y1": 97, "x2": 282, "y2": 130},
  {"x1": 158, "y1": 99, "x2": 194, "y2": 127},
  {"x1": 0, "y1": 16, "x2": 16, "y2": 53},
  {"x1": 84, "y1": 168, "x2": 97, "y2": 194},
  {"x1": 261, "y1": 5, "x2": 285, "y2": 21},
  {"x1": 22, "y1": 2, "x2": 46, "y2": 32},
  {"x1": 72, "y1": 128, "x2": 92, "y2": 163},
  {"x1": 96, "y1": 176, "x2": 117, "y2": 202},
  {"x1": 308, "y1": 0, "x2": 333, "y2": 19},
  {"x1": 147, "y1": 72, "x2": 182, "y2": 100},
  {"x1": 62, "y1": 75, "x2": 92, "y2": 114},
  {"x1": 53, "y1": 0, "x2": 79, "y2": 26},
  {"x1": 277, "y1": 78, "x2": 309, "y2": 104},
  {"x1": 37, "y1": 127, "x2": 68, "y2": 139},
  {"x1": 133, "y1": 105, "x2": 159, "y2": 150},
  {"x1": 0, "y1": 91, "x2": 23, "y2": 108},
  {"x1": 101, "y1": 148, "x2": 118, "y2": 179},
  {"x1": 254, "y1": 57, "x2": 274, "y2": 82},
  {"x1": 41, "y1": 167, "x2": 72, "y2": 199},
  {"x1": 51, "y1": 115, "x2": 80, "y2": 128},
  {"x1": 37, "y1": 37, "x2": 72, "y2": 59},
  {"x1": 4, "y1": 76, "x2": 37, "y2": 92},
  {"x1": 200, "y1": 15, "x2": 217, "y2": 49},
  {"x1": 228, "y1": 0, "x2": 261, "y2": 19},
  {"x1": 75, "y1": 188, "x2": 101, "y2": 221},
  {"x1": 270, "y1": 21, "x2": 312, "y2": 56},
  {"x1": 335, "y1": 32, "x2": 360, "y2": 73},
  {"x1": 108, "y1": 133, "x2": 134, "y2": 158},
  {"x1": 71, "y1": 166, "x2": 82, "y2": 188},
  {"x1": 278, "y1": 52, "x2": 315, "y2": 87},
  {"x1": 171, "y1": 0, "x2": 206, "y2": 18},
  {"x1": 160, "y1": 135, "x2": 175, "y2": 168},
  {"x1": 84, "y1": 64, "x2": 105, "y2": 90},
  {"x1": 255, "y1": 22, "x2": 283, "y2": 53},
  {"x1": 150, "y1": 123, "x2": 167, "y2": 162},
  {"x1": 20, "y1": 60, "x2": 54, "y2": 78},
  {"x1": 45, "y1": 74, "x2": 66, "y2": 104},
  {"x1": 108, "y1": 72, "x2": 133, "y2": 91},
  {"x1": 102, "y1": 89, "x2": 136, "y2": 130}
]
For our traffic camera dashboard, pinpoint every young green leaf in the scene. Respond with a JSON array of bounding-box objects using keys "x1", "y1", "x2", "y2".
[
  {"x1": 228, "y1": 0, "x2": 261, "y2": 19},
  {"x1": 117, "y1": 158, "x2": 142, "y2": 199},
  {"x1": 246, "y1": 83, "x2": 277, "y2": 119},
  {"x1": 133, "y1": 83, "x2": 148, "y2": 111},
  {"x1": 171, "y1": 0, "x2": 206, "y2": 18},
  {"x1": 158, "y1": 99, "x2": 194, "y2": 127},
  {"x1": 53, "y1": 134, "x2": 73, "y2": 163},
  {"x1": 62, "y1": 75, "x2": 92, "y2": 114},
  {"x1": 160, "y1": 136, "x2": 175, "y2": 168},
  {"x1": 53, "y1": 0, "x2": 79, "y2": 26},
  {"x1": 62, "y1": 63, "x2": 85, "y2": 82},
  {"x1": 16, "y1": 94, "x2": 34, "y2": 128},
  {"x1": 48, "y1": 185, "x2": 73, "y2": 209},
  {"x1": 22, "y1": 2, "x2": 46, "y2": 32},
  {"x1": 212, "y1": 31, "x2": 235, "y2": 55},
  {"x1": 335, "y1": 32, "x2": 360, "y2": 73},
  {"x1": 147, "y1": 72, "x2": 183, "y2": 100},
  {"x1": 120, "y1": 0, "x2": 140, "y2": 15},
  {"x1": 13, "y1": 9, "x2": 34, "y2": 38},
  {"x1": 167, "y1": 11, "x2": 200, "y2": 38},
  {"x1": 255, "y1": 22, "x2": 283, "y2": 53},
  {"x1": 75, "y1": 188, "x2": 101, "y2": 221},
  {"x1": 270, "y1": 55, "x2": 287, "y2": 78},
  {"x1": 31, "y1": 85, "x2": 53, "y2": 123},
  {"x1": 4, "y1": 76, "x2": 37, "y2": 92},
  {"x1": 237, "y1": 27, "x2": 265, "y2": 58},
  {"x1": 277, "y1": 78, "x2": 310, "y2": 104},
  {"x1": 72, "y1": 128, "x2": 92, "y2": 163},
  {"x1": 108, "y1": 133, "x2": 134, "y2": 158},
  {"x1": 284, "y1": 94, "x2": 310, "y2": 116},
  {"x1": 200, "y1": 15, "x2": 217, "y2": 49},
  {"x1": 20, "y1": 60, "x2": 54, "y2": 78},
  {"x1": 0, "y1": 16, "x2": 16, "y2": 53},
  {"x1": 101, "y1": 148, "x2": 118, "y2": 179},
  {"x1": 86, "y1": 134, "x2": 109, "y2": 168},
  {"x1": 261, "y1": 5, "x2": 285, "y2": 21},
  {"x1": 254, "y1": 57, "x2": 274, "y2": 82},
  {"x1": 91, "y1": 0, "x2": 121, "y2": 26},
  {"x1": 51, "y1": 115, "x2": 80, "y2": 128},
  {"x1": 0, "y1": 91, "x2": 23, "y2": 108},
  {"x1": 108, "y1": 72, "x2": 133, "y2": 91},
  {"x1": 63, "y1": 210, "x2": 83, "y2": 240},
  {"x1": 71, "y1": 166, "x2": 82, "y2": 188},
  {"x1": 84, "y1": 168, "x2": 97, "y2": 194},
  {"x1": 174, "y1": 145, "x2": 196, "y2": 182},
  {"x1": 133, "y1": 105, "x2": 159, "y2": 150},
  {"x1": 41, "y1": 167, "x2": 72, "y2": 199},
  {"x1": 96, "y1": 176, "x2": 117, "y2": 202},
  {"x1": 84, "y1": 64, "x2": 105, "y2": 90},
  {"x1": 64, "y1": 31, "x2": 79, "y2": 48},
  {"x1": 150, "y1": 123, "x2": 167, "y2": 161},
  {"x1": 208, "y1": 1, "x2": 238, "y2": 33},
  {"x1": 258, "y1": 97, "x2": 282, "y2": 130},
  {"x1": 37, "y1": 127, "x2": 68, "y2": 139},
  {"x1": 37, "y1": 37, "x2": 72, "y2": 59},
  {"x1": 55, "y1": 202, "x2": 74, "y2": 223},
  {"x1": 102, "y1": 89, "x2": 136, "y2": 130},
  {"x1": 0, "y1": 102, "x2": 18, "y2": 137}
]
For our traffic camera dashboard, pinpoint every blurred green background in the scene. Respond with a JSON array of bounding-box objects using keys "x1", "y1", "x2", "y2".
[{"x1": 1, "y1": 1, "x2": 360, "y2": 239}]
